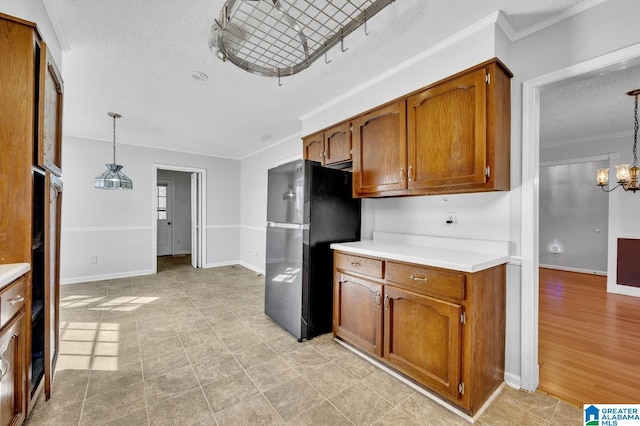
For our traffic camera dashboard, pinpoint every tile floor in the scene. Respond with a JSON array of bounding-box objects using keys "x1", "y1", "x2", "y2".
[{"x1": 25, "y1": 256, "x2": 582, "y2": 425}]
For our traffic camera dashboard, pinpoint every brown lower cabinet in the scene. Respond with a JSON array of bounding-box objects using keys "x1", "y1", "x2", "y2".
[
  {"x1": 333, "y1": 273, "x2": 383, "y2": 357},
  {"x1": 384, "y1": 285, "x2": 463, "y2": 401},
  {"x1": 0, "y1": 276, "x2": 27, "y2": 426},
  {"x1": 333, "y1": 251, "x2": 506, "y2": 415}
]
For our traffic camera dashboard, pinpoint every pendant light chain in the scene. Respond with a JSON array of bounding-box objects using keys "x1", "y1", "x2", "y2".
[
  {"x1": 95, "y1": 111, "x2": 132, "y2": 190},
  {"x1": 633, "y1": 93, "x2": 638, "y2": 167},
  {"x1": 112, "y1": 113, "x2": 117, "y2": 165}
]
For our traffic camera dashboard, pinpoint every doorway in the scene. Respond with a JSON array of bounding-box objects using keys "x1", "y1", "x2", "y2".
[
  {"x1": 156, "y1": 177, "x2": 174, "y2": 256},
  {"x1": 152, "y1": 164, "x2": 206, "y2": 273},
  {"x1": 520, "y1": 44, "x2": 640, "y2": 391}
]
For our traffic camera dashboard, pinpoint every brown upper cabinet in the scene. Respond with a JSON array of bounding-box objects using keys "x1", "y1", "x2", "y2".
[
  {"x1": 303, "y1": 121, "x2": 352, "y2": 166},
  {"x1": 38, "y1": 52, "x2": 64, "y2": 176},
  {"x1": 407, "y1": 68, "x2": 487, "y2": 190},
  {"x1": 352, "y1": 101, "x2": 407, "y2": 196},
  {"x1": 302, "y1": 132, "x2": 324, "y2": 164},
  {"x1": 303, "y1": 59, "x2": 512, "y2": 198},
  {"x1": 405, "y1": 60, "x2": 511, "y2": 195}
]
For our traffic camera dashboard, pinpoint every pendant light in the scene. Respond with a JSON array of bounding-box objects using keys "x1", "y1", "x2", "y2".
[
  {"x1": 94, "y1": 112, "x2": 133, "y2": 190},
  {"x1": 596, "y1": 89, "x2": 640, "y2": 192}
]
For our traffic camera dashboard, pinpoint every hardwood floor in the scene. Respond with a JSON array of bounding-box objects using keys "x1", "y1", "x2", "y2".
[{"x1": 538, "y1": 268, "x2": 640, "y2": 406}]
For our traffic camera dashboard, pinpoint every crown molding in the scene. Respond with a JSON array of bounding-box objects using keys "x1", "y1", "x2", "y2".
[
  {"x1": 299, "y1": 11, "x2": 502, "y2": 123},
  {"x1": 42, "y1": 0, "x2": 70, "y2": 52},
  {"x1": 510, "y1": 0, "x2": 609, "y2": 41},
  {"x1": 541, "y1": 129, "x2": 633, "y2": 148}
]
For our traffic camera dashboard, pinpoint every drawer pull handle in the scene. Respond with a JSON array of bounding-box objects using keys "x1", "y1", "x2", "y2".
[
  {"x1": 410, "y1": 275, "x2": 429, "y2": 282},
  {"x1": 350, "y1": 262, "x2": 361, "y2": 267},
  {"x1": 0, "y1": 357, "x2": 9, "y2": 381},
  {"x1": 9, "y1": 295, "x2": 24, "y2": 305},
  {"x1": 375, "y1": 291, "x2": 381, "y2": 306},
  {"x1": 384, "y1": 294, "x2": 389, "y2": 310}
]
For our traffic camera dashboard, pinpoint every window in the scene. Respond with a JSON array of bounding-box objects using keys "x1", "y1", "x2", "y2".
[{"x1": 157, "y1": 184, "x2": 167, "y2": 220}]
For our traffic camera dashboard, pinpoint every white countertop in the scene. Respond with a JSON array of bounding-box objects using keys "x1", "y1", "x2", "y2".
[
  {"x1": 0, "y1": 263, "x2": 30, "y2": 290},
  {"x1": 330, "y1": 233, "x2": 509, "y2": 273}
]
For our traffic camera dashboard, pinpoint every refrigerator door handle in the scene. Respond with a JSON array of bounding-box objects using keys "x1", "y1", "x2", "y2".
[{"x1": 267, "y1": 222, "x2": 310, "y2": 230}]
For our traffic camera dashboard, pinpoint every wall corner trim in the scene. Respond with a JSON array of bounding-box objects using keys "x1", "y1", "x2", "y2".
[{"x1": 504, "y1": 372, "x2": 522, "y2": 390}]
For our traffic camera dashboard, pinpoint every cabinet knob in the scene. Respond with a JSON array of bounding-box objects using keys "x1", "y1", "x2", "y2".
[
  {"x1": 400, "y1": 167, "x2": 405, "y2": 183},
  {"x1": 9, "y1": 295, "x2": 24, "y2": 306},
  {"x1": 384, "y1": 294, "x2": 389, "y2": 310},
  {"x1": 410, "y1": 275, "x2": 428, "y2": 283},
  {"x1": 408, "y1": 166, "x2": 414, "y2": 182}
]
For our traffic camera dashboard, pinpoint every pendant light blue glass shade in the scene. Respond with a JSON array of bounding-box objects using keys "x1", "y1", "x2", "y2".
[
  {"x1": 94, "y1": 112, "x2": 133, "y2": 190},
  {"x1": 94, "y1": 163, "x2": 133, "y2": 189}
]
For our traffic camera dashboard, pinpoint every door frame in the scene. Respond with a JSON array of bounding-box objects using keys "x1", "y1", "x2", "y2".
[
  {"x1": 152, "y1": 164, "x2": 207, "y2": 273},
  {"x1": 156, "y1": 177, "x2": 175, "y2": 256},
  {"x1": 520, "y1": 43, "x2": 640, "y2": 391}
]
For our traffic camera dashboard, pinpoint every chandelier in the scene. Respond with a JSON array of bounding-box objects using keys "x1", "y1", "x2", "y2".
[
  {"x1": 94, "y1": 112, "x2": 133, "y2": 190},
  {"x1": 597, "y1": 89, "x2": 640, "y2": 192}
]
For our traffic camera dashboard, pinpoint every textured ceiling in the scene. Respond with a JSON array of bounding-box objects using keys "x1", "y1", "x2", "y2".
[
  {"x1": 540, "y1": 65, "x2": 640, "y2": 146},
  {"x1": 52, "y1": 0, "x2": 589, "y2": 159}
]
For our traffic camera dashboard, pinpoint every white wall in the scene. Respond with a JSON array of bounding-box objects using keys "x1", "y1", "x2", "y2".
[
  {"x1": 239, "y1": 136, "x2": 301, "y2": 273},
  {"x1": 61, "y1": 135, "x2": 240, "y2": 283},
  {"x1": 541, "y1": 134, "x2": 640, "y2": 296},
  {"x1": 157, "y1": 169, "x2": 191, "y2": 255},
  {"x1": 539, "y1": 160, "x2": 609, "y2": 274}
]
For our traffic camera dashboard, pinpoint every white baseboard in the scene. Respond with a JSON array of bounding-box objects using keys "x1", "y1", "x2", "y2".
[
  {"x1": 172, "y1": 250, "x2": 192, "y2": 255},
  {"x1": 61, "y1": 261, "x2": 264, "y2": 284},
  {"x1": 504, "y1": 372, "x2": 522, "y2": 389},
  {"x1": 237, "y1": 261, "x2": 265, "y2": 275},
  {"x1": 539, "y1": 264, "x2": 606, "y2": 276},
  {"x1": 203, "y1": 260, "x2": 264, "y2": 276},
  {"x1": 204, "y1": 260, "x2": 241, "y2": 269},
  {"x1": 61, "y1": 269, "x2": 154, "y2": 285}
]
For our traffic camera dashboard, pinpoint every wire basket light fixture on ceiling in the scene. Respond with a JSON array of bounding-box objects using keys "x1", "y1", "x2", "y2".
[{"x1": 208, "y1": 0, "x2": 395, "y2": 81}]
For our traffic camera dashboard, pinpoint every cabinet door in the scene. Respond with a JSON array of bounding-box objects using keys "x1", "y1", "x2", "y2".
[
  {"x1": 352, "y1": 101, "x2": 407, "y2": 197},
  {"x1": 407, "y1": 68, "x2": 487, "y2": 189},
  {"x1": 302, "y1": 132, "x2": 324, "y2": 164},
  {"x1": 0, "y1": 313, "x2": 25, "y2": 426},
  {"x1": 324, "y1": 122, "x2": 351, "y2": 165},
  {"x1": 333, "y1": 273, "x2": 383, "y2": 356},
  {"x1": 384, "y1": 286, "x2": 462, "y2": 400},
  {"x1": 0, "y1": 16, "x2": 38, "y2": 265},
  {"x1": 38, "y1": 49, "x2": 63, "y2": 176},
  {"x1": 44, "y1": 172, "x2": 62, "y2": 400}
]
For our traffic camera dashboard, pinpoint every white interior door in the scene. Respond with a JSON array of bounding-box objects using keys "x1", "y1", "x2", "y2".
[
  {"x1": 191, "y1": 173, "x2": 202, "y2": 267},
  {"x1": 157, "y1": 178, "x2": 173, "y2": 256}
]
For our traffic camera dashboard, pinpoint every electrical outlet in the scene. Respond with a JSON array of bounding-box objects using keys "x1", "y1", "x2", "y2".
[
  {"x1": 445, "y1": 212, "x2": 456, "y2": 225},
  {"x1": 90, "y1": 256, "x2": 98, "y2": 264}
]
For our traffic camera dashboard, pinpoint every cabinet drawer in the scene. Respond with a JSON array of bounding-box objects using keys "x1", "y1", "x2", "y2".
[
  {"x1": 1, "y1": 275, "x2": 27, "y2": 327},
  {"x1": 335, "y1": 253, "x2": 383, "y2": 279},
  {"x1": 386, "y1": 262, "x2": 465, "y2": 300}
]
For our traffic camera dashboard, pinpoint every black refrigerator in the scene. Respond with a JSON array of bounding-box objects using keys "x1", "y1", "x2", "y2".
[{"x1": 265, "y1": 160, "x2": 361, "y2": 341}]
